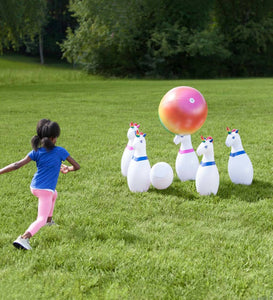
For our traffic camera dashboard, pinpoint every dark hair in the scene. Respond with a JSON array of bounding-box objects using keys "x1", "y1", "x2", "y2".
[{"x1": 31, "y1": 119, "x2": 61, "y2": 151}]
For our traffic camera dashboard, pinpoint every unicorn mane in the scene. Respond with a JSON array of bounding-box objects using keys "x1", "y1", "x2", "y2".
[
  {"x1": 201, "y1": 136, "x2": 213, "y2": 143},
  {"x1": 226, "y1": 127, "x2": 238, "y2": 134}
]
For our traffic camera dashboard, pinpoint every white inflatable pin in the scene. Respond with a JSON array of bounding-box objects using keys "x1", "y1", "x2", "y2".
[
  {"x1": 173, "y1": 134, "x2": 199, "y2": 181},
  {"x1": 121, "y1": 122, "x2": 140, "y2": 177},
  {"x1": 225, "y1": 127, "x2": 253, "y2": 185},
  {"x1": 127, "y1": 130, "x2": 151, "y2": 192},
  {"x1": 195, "y1": 136, "x2": 219, "y2": 196}
]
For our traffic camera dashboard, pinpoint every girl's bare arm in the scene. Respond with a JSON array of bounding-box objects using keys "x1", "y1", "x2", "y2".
[
  {"x1": 0, "y1": 155, "x2": 32, "y2": 175},
  {"x1": 60, "y1": 156, "x2": 80, "y2": 174}
]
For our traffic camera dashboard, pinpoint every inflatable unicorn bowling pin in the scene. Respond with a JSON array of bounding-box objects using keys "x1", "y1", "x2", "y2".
[
  {"x1": 121, "y1": 122, "x2": 140, "y2": 176},
  {"x1": 225, "y1": 127, "x2": 253, "y2": 185},
  {"x1": 195, "y1": 136, "x2": 219, "y2": 196},
  {"x1": 127, "y1": 130, "x2": 151, "y2": 192},
  {"x1": 173, "y1": 134, "x2": 199, "y2": 181}
]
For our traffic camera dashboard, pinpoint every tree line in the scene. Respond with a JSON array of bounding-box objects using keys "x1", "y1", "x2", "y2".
[
  {"x1": 1, "y1": 0, "x2": 273, "y2": 78},
  {"x1": 0, "y1": 0, "x2": 75, "y2": 63}
]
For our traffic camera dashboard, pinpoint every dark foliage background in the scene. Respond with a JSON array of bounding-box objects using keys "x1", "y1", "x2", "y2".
[{"x1": 1, "y1": 0, "x2": 273, "y2": 78}]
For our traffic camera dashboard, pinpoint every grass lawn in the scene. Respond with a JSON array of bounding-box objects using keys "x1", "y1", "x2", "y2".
[{"x1": 0, "y1": 55, "x2": 273, "y2": 299}]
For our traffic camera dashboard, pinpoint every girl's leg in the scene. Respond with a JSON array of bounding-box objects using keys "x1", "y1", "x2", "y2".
[
  {"x1": 47, "y1": 190, "x2": 58, "y2": 223},
  {"x1": 23, "y1": 189, "x2": 53, "y2": 238}
]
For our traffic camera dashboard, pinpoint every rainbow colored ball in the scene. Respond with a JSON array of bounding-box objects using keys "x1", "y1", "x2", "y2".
[{"x1": 158, "y1": 86, "x2": 208, "y2": 135}]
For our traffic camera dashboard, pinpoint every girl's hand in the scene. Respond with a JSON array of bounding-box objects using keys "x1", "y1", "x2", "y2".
[
  {"x1": 61, "y1": 157, "x2": 80, "y2": 174},
  {"x1": 60, "y1": 164, "x2": 69, "y2": 174}
]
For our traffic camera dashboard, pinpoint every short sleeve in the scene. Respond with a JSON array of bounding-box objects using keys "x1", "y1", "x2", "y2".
[
  {"x1": 60, "y1": 147, "x2": 70, "y2": 161},
  {"x1": 28, "y1": 150, "x2": 37, "y2": 161}
]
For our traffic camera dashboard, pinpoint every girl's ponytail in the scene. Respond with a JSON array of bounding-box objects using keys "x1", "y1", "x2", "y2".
[
  {"x1": 31, "y1": 135, "x2": 41, "y2": 151},
  {"x1": 41, "y1": 137, "x2": 55, "y2": 151}
]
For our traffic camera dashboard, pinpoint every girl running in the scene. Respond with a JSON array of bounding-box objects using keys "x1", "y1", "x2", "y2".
[{"x1": 0, "y1": 119, "x2": 80, "y2": 250}]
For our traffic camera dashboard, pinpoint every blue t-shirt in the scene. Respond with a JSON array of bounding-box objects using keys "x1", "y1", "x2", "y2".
[{"x1": 28, "y1": 146, "x2": 70, "y2": 191}]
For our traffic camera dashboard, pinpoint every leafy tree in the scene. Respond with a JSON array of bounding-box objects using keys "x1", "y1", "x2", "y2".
[
  {"x1": 0, "y1": 0, "x2": 25, "y2": 52},
  {"x1": 215, "y1": 0, "x2": 273, "y2": 75},
  {"x1": 61, "y1": 0, "x2": 229, "y2": 77},
  {"x1": 0, "y1": 0, "x2": 47, "y2": 63}
]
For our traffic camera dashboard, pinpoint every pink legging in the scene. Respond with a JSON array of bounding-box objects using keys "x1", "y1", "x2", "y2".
[{"x1": 26, "y1": 188, "x2": 58, "y2": 236}]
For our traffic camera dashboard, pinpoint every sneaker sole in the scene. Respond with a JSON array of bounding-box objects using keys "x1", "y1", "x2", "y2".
[{"x1": 13, "y1": 242, "x2": 29, "y2": 250}]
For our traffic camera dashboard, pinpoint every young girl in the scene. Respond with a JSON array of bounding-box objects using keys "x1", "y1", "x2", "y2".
[{"x1": 0, "y1": 119, "x2": 80, "y2": 250}]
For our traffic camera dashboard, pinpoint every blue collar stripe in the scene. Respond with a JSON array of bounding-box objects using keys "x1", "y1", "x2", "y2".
[
  {"x1": 230, "y1": 150, "x2": 246, "y2": 157},
  {"x1": 200, "y1": 161, "x2": 216, "y2": 167},
  {"x1": 132, "y1": 156, "x2": 148, "y2": 161}
]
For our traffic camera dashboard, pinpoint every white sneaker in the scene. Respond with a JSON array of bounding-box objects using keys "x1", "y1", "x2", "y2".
[
  {"x1": 13, "y1": 236, "x2": 32, "y2": 250},
  {"x1": 46, "y1": 220, "x2": 58, "y2": 226}
]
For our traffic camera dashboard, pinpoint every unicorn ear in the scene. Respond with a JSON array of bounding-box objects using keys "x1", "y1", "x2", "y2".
[
  {"x1": 143, "y1": 133, "x2": 146, "y2": 138},
  {"x1": 206, "y1": 136, "x2": 213, "y2": 143},
  {"x1": 235, "y1": 129, "x2": 239, "y2": 133}
]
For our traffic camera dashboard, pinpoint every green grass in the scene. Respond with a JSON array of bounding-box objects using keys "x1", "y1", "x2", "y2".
[{"x1": 0, "y1": 55, "x2": 273, "y2": 299}]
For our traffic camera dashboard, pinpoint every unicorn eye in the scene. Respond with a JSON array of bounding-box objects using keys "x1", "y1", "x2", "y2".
[
  {"x1": 232, "y1": 136, "x2": 235, "y2": 139},
  {"x1": 205, "y1": 145, "x2": 208, "y2": 149},
  {"x1": 140, "y1": 140, "x2": 143, "y2": 143}
]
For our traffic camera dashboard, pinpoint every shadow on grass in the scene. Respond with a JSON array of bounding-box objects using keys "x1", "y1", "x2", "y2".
[
  {"x1": 152, "y1": 186, "x2": 198, "y2": 201},
  {"x1": 0, "y1": 54, "x2": 75, "y2": 70},
  {"x1": 149, "y1": 177, "x2": 271, "y2": 203},
  {"x1": 218, "y1": 179, "x2": 272, "y2": 202},
  {"x1": 149, "y1": 178, "x2": 198, "y2": 201}
]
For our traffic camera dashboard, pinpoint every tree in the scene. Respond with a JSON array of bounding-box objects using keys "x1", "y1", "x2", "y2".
[
  {"x1": 0, "y1": 0, "x2": 48, "y2": 64},
  {"x1": 215, "y1": 0, "x2": 273, "y2": 75},
  {"x1": 61, "y1": 0, "x2": 228, "y2": 77},
  {"x1": 0, "y1": 0, "x2": 25, "y2": 52}
]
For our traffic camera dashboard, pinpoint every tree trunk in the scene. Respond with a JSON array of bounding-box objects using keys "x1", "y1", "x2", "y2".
[{"x1": 39, "y1": 32, "x2": 44, "y2": 64}]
